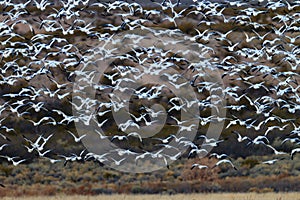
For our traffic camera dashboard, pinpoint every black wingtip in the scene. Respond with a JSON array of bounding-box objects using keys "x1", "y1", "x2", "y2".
[{"x1": 63, "y1": 160, "x2": 68, "y2": 167}]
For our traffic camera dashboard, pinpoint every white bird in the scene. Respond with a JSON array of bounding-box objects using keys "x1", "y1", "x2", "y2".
[
  {"x1": 45, "y1": 157, "x2": 62, "y2": 164},
  {"x1": 111, "y1": 135, "x2": 128, "y2": 142},
  {"x1": 95, "y1": 119, "x2": 109, "y2": 128},
  {"x1": 244, "y1": 32, "x2": 258, "y2": 43},
  {"x1": 59, "y1": 155, "x2": 77, "y2": 166},
  {"x1": 8, "y1": 105, "x2": 29, "y2": 118},
  {"x1": 285, "y1": 35, "x2": 300, "y2": 44},
  {"x1": 162, "y1": 72, "x2": 182, "y2": 82},
  {"x1": 97, "y1": 109, "x2": 110, "y2": 117},
  {"x1": 109, "y1": 157, "x2": 126, "y2": 166},
  {"x1": 0, "y1": 125, "x2": 16, "y2": 133},
  {"x1": 224, "y1": 41, "x2": 240, "y2": 52},
  {"x1": 169, "y1": 81, "x2": 189, "y2": 89},
  {"x1": 170, "y1": 116, "x2": 189, "y2": 125},
  {"x1": 95, "y1": 129, "x2": 109, "y2": 140},
  {"x1": 0, "y1": 144, "x2": 9, "y2": 151},
  {"x1": 191, "y1": 164, "x2": 208, "y2": 170},
  {"x1": 155, "y1": 143, "x2": 179, "y2": 150},
  {"x1": 281, "y1": 138, "x2": 300, "y2": 145},
  {"x1": 33, "y1": 0, "x2": 53, "y2": 11},
  {"x1": 127, "y1": 132, "x2": 142, "y2": 142},
  {"x1": 135, "y1": 151, "x2": 151, "y2": 164},
  {"x1": 213, "y1": 159, "x2": 237, "y2": 170},
  {"x1": 143, "y1": 112, "x2": 160, "y2": 123},
  {"x1": 143, "y1": 107, "x2": 165, "y2": 118},
  {"x1": 262, "y1": 159, "x2": 282, "y2": 165},
  {"x1": 201, "y1": 139, "x2": 224, "y2": 147},
  {"x1": 232, "y1": 131, "x2": 251, "y2": 143},
  {"x1": 24, "y1": 145, "x2": 35, "y2": 153},
  {"x1": 85, "y1": 152, "x2": 109, "y2": 162},
  {"x1": 154, "y1": 135, "x2": 177, "y2": 144},
  {"x1": 164, "y1": 152, "x2": 181, "y2": 161},
  {"x1": 37, "y1": 149, "x2": 51, "y2": 157},
  {"x1": 28, "y1": 116, "x2": 56, "y2": 126},
  {"x1": 0, "y1": 132, "x2": 10, "y2": 142},
  {"x1": 188, "y1": 148, "x2": 208, "y2": 158},
  {"x1": 67, "y1": 131, "x2": 86, "y2": 143},
  {"x1": 0, "y1": 155, "x2": 18, "y2": 162},
  {"x1": 247, "y1": 136, "x2": 269, "y2": 146},
  {"x1": 215, "y1": 29, "x2": 234, "y2": 41},
  {"x1": 113, "y1": 149, "x2": 138, "y2": 157},
  {"x1": 52, "y1": 109, "x2": 79, "y2": 124},
  {"x1": 48, "y1": 77, "x2": 70, "y2": 89},
  {"x1": 291, "y1": 148, "x2": 300, "y2": 160},
  {"x1": 177, "y1": 124, "x2": 196, "y2": 132},
  {"x1": 130, "y1": 113, "x2": 147, "y2": 122},
  {"x1": 264, "y1": 124, "x2": 289, "y2": 136},
  {"x1": 253, "y1": 30, "x2": 271, "y2": 40},
  {"x1": 118, "y1": 120, "x2": 140, "y2": 132},
  {"x1": 11, "y1": 158, "x2": 27, "y2": 166},
  {"x1": 198, "y1": 135, "x2": 220, "y2": 143},
  {"x1": 265, "y1": 145, "x2": 287, "y2": 155},
  {"x1": 26, "y1": 102, "x2": 47, "y2": 113},
  {"x1": 179, "y1": 140, "x2": 198, "y2": 148},
  {"x1": 285, "y1": 1, "x2": 298, "y2": 11},
  {"x1": 0, "y1": 155, "x2": 26, "y2": 166},
  {"x1": 23, "y1": 133, "x2": 53, "y2": 152},
  {"x1": 209, "y1": 153, "x2": 230, "y2": 160},
  {"x1": 225, "y1": 118, "x2": 253, "y2": 129}
]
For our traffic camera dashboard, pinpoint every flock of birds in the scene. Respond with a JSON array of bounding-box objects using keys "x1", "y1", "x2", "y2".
[{"x1": 0, "y1": 0, "x2": 299, "y2": 177}]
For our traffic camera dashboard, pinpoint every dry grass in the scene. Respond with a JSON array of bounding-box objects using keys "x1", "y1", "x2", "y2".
[{"x1": 2, "y1": 193, "x2": 300, "y2": 200}]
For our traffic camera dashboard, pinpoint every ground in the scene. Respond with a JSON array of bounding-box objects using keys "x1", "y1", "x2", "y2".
[{"x1": 2, "y1": 193, "x2": 300, "y2": 200}]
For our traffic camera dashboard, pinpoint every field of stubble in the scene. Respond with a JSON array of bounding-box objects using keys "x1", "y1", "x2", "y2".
[{"x1": 2, "y1": 193, "x2": 300, "y2": 200}]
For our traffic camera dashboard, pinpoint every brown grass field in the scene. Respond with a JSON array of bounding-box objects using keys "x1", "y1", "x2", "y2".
[{"x1": 2, "y1": 193, "x2": 300, "y2": 200}]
